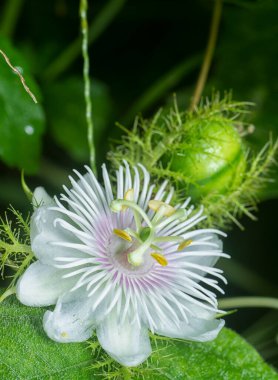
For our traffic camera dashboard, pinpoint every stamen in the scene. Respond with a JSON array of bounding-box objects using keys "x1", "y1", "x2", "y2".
[
  {"x1": 178, "y1": 239, "x2": 193, "y2": 251},
  {"x1": 128, "y1": 228, "x2": 155, "y2": 266},
  {"x1": 151, "y1": 252, "x2": 168, "y2": 266},
  {"x1": 110, "y1": 199, "x2": 152, "y2": 227},
  {"x1": 122, "y1": 188, "x2": 135, "y2": 210},
  {"x1": 124, "y1": 188, "x2": 134, "y2": 201},
  {"x1": 151, "y1": 204, "x2": 169, "y2": 224},
  {"x1": 113, "y1": 228, "x2": 132, "y2": 242},
  {"x1": 148, "y1": 200, "x2": 176, "y2": 217},
  {"x1": 125, "y1": 228, "x2": 139, "y2": 240},
  {"x1": 155, "y1": 208, "x2": 187, "y2": 230},
  {"x1": 150, "y1": 243, "x2": 162, "y2": 251},
  {"x1": 154, "y1": 236, "x2": 183, "y2": 244},
  {"x1": 110, "y1": 200, "x2": 124, "y2": 212}
]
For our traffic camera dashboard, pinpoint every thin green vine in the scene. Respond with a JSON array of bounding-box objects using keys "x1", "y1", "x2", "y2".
[{"x1": 80, "y1": 0, "x2": 97, "y2": 174}]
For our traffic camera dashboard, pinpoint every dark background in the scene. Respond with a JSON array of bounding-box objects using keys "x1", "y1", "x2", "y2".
[{"x1": 0, "y1": 0, "x2": 277, "y2": 367}]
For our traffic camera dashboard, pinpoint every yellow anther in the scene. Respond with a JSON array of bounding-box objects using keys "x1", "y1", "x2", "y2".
[
  {"x1": 124, "y1": 188, "x2": 134, "y2": 201},
  {"x1": 151, "y1": 252, "x2": 168, "y2": 266},
  {"x1": 148, "y1": 200, "x2": 176, "y2": 217},
  {"x1": 113, "y1": 228, "x2": 132, "y2": 242},
  {"x1": 122, "y1": 188, "x2": 135, "y2": 210},
  {"x1": 177, "y1": 239, "x2": 193, "y2": 251},
  {"x1": 61, "y1": 331, "x2": 68, "y2": 338}
]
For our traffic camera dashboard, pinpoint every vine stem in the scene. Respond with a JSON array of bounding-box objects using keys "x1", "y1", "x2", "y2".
[
  {"x1": 44, "y1": 0, "x2": 126, "y2": 81},
  {"x1": 0, "y1": 49, "x2": 38, "y2": 103},
  {"x1": 189, "y1": 0, "x2": 223, "y2": 111},
  {"x1": 219, "y1": 297, "x2": 278, "y2": 310},
  {"x1": 80, "y1": 0, "x2": 97, "y2": 174},
  {"x1": 0, "y1": 287, "x2": 16, "y2": 303}
]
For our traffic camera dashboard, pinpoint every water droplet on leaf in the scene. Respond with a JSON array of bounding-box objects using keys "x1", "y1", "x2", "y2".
[{"x1": 24, "y1": 125, "x2": 34, "y2": 135}]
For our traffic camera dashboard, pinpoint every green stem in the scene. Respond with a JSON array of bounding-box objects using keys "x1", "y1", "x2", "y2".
[
  {"x1": 0, "y1": 242, "x2": 32, "y2": 254},
  {"x1": 0, "y1": 286, "x2": 16, "y2": 303},
  {"x1": 219, "y1": 297, "x2": 278, "y2": 310},
  {"x1": 43, "y1": 0, "x2": 126, "y2": 81},
  {"x1": 189, "y1": 0, "x2": 222, "y2": 111},
  {"x1": 123, "y1": 54, "x2": 201, "y2": 124},
  {"x1": 80, "y1": 0, "x2": 96, "y2": 174},
  {"x1": 0, "y1": 0, "x2": 24, "y2": 38},
  {"x1": 0, "y1": 49, "x2": 38, "y2": 103},
  {"x1": 21, "y1": 170, "x2": 33, "y2": 202},
  {"x1": 10, "y1": 251, "x2": 34, "y2": 287}
]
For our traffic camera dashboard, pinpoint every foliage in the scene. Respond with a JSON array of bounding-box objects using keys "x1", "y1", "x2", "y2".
[
  {"x1": 0, "y1": 207, "x2": 32, "y2": 301},
  {"x1": 0, "y1": 0, "x2": 277, "y2": 374},
  {"x1": 0, "y1": 36, "x2": 45, "y2": 174},
  {"x1": 0, "y1": 296, "x2": 277, "y2": 379}
]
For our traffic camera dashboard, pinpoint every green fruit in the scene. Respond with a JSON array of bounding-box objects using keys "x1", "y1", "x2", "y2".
[{"x1": 167, "y1": 118, "x2": 246, "y2": 200}]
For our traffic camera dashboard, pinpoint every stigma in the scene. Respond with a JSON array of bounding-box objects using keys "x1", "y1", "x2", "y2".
[{"x1": 110, "y1": 189, "x2": 190, "y2": 267}]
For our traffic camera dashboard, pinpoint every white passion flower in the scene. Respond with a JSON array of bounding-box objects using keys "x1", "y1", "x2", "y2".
[{"x1": 16, "y1": 162, "x2": 229, "y2": 367}]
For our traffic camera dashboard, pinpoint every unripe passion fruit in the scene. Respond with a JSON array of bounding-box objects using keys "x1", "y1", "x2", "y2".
[{"x1": 165, "y1": 118, "x2": 246, "y2": 200}]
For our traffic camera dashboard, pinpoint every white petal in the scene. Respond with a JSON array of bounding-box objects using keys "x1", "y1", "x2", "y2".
[
  {"x1": 16, "y1": 261, "x2": 75, "y2": 306},
  {"x1": 97, "y1": 313, "x2": 151, "y2": 367},
  {"x1": 184, "y1": 234, "x2": 223, "y2": 268},
  {"x1": 154, "y1": 315, "x2": 224, "y2": 342},
  {"x1": 43, "y1": 288, "x2": 95, "y2": 343},
  {"x1": 31, "y1": 205, "x2": 61, "y2": 243},
  {"x1": 32, "y1": 187, "x2": 54, "y2": 208},
  {"x1": 31, "y1": 206, "x2": 84, "y2": 265}
]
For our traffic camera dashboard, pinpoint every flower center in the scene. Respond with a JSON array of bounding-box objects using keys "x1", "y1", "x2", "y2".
[
  {"x1": 106, "y1": 235, "x2": 154, "y2": 275},
  {"x1": 110, "y1": 189, "x2": 190, "y2": 267}
]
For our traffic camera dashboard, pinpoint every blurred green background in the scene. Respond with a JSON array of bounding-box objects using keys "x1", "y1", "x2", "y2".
[{"x1": 0, "y1": 0, "x2": 277, "y2": 367}]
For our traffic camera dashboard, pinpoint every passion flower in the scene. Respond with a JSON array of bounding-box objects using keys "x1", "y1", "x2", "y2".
[{"x1": 16, "y1": 162, "x2": 228, "y2": 367}]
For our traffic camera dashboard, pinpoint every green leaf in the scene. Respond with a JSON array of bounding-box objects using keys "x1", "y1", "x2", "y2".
[
  {"x1": 1, "y1": 296, "x2": 277, "y2": 379},
  {"x1": 0, "y1": 36, "x2": 45, "y2": 174},
  {"x1": 0, "y1": 297, "x2": 92, "y2": 379},
  {"x1": 149, "y1": 330, "x2": 278, "y2": 380},
  {"x1": 44, "y1": 77, "x2": 114, "y2": 164}
]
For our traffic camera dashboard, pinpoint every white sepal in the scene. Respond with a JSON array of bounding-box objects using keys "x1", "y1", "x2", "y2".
[
  {"x1": 97, "y1": 312, "x2": 152, "y2": 367},
  {"x1": 32, "y1": 187, "x2": 53, "y2": 208},
  {"x1": 154, "y1": 315, "x2": 224, "y2": 342},
  {"x1": 43, "y1": 287, "x2": 95, "y2": 343},
  {"x1": 16, "y1": 261, "x2": 76, "y2": 307}
]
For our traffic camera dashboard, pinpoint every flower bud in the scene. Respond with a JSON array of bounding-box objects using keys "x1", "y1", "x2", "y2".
[{"x1": 164, "y1": 118, "x2": 246, "y2": 200}]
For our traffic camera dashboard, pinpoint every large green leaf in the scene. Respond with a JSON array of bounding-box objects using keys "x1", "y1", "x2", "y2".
[
  {"x1": 0, "y1": 36, "x2": 45, "y2": 173},
  {"x1": 0, "y1": 297, "x2": 277, "y2": 379},
  {"x1": 0, "y1": 297, "x2": 92, "y2": 379}
]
